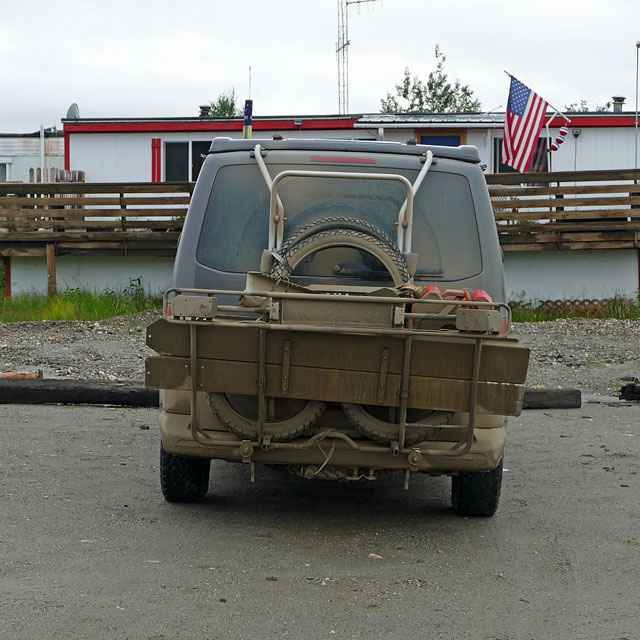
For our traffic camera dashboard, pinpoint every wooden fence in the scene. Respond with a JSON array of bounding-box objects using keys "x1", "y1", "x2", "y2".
[
  {"x1": 0, "y1": 182, "x2": 192, "y2": 258},
  {"x1": 1, "y1": 168, "x2": 639, "y2": 266},
  {"x1": 487, "y1": 168, "x2": 640, "y2": 251}
]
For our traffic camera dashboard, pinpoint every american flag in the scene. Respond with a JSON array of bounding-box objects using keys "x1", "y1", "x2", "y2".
[{"x1": 502, "y1": 77, "x2": 549, "y2": 173}]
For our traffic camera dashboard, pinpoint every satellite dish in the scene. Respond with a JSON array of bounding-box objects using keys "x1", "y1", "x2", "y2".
[{"x1": 66, "y1": 103, "x2": 80, "y2": 119}]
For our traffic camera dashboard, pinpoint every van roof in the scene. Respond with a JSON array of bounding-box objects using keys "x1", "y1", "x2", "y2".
[{"x1": 209, "y1": 137, "x2": 481, "y2": 164}]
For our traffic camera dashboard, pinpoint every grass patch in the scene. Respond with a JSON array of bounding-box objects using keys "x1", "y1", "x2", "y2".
[
  {"x1": 0, "y1": 286, "x2": 161, "y2": 322},
  {"x1": 511, "y1": 296, "x2": 640, "y2": 322}
]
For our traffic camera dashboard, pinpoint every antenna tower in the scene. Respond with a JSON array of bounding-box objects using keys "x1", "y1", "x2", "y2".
[{"x1": 336, "y1": 0, "x2": 379, "y2": 114}]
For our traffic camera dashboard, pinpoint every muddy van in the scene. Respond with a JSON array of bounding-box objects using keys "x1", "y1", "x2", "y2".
[{"x1": 146, "y1": 137, "x2": 529, "y2": 516}]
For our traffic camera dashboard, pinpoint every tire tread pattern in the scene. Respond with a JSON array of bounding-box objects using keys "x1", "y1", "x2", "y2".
[
  {"x1": 341, "y1": 402, "x2": 453, "y2": 446},
  {"x1": 208, "y1": 393, "x2": 326, "y2": 442},
  {"x1": 160, "y1": 444, "x2": 210, "y2": 503},
  {"x1": 269, "y1": 218, "x2": 409, "y2": 285},
  {"x1": 451, "y1": 458, "x2": 503, "y2": 517}
]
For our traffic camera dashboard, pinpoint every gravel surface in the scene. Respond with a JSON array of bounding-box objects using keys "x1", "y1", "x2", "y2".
[
  {"x1": 1, "y1": 402, "x2": 639, "y2": 639},
  {"x1": 511, "y1": 318, "x2": 640, "y2": 396},
  {"x1": 0, "y1": 310, "x2": 161, "y2": 382},
  {"x1": 1, "y1": 312, "x2": 639, "y2": 396}
]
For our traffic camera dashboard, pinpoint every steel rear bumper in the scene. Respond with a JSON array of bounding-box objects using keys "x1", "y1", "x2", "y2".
[{"x1": 160, "y1": 409, "x2": 506, "y2": 473}]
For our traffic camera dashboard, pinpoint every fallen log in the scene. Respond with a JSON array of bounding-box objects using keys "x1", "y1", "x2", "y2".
[
  {"x1": 521, "y1": 388, "x2": 581, "y2": 410},
  {"x1": 0, "y1": 379, "x2": 158, "y2": 407},
  {"x1": 619, "y1": 383, "x2": 640, "y2": 402},
  {"x1": 0, "y1": 379, "x2": 580, "y2": 411}
]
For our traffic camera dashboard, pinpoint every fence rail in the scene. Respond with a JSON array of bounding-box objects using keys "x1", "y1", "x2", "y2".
[
  {"x1": 0, "y1": 182, "x2": 192, "y2": 258},
  {"x1": 486, "y1": 168, "x2": 640, "y2": 251},
  {"x1": 1, "y1": 170, "x2": 640, "y2": 260}
]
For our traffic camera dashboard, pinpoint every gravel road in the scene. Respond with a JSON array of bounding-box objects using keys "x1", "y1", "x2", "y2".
[
  {"x1": 1, "y1": 312, "x2": 639, "y2": 396},
  {"x1": 1, "y1": 315, "x2": 639, "y2": 638},
  {"x1": 1, "y1": 402, "x2": 638, "y2": 639}
]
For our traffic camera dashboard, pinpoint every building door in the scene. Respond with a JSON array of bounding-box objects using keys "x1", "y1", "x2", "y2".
[{"x1": 165, "y1": 142, "x2": 189, "y2": 181}]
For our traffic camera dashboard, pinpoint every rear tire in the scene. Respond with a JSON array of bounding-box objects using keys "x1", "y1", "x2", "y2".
[
  {"x1": 451, "y1": 458, "x2": 503, "y2": 517},
  {"x1": 160, "y1": 443, "x2": 210, "y2": 503}
]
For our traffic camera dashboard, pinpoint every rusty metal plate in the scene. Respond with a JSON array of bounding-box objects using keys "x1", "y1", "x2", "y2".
[
  {"x1": 146, "y1": 355, "x2": 525, "y2": 416},
  {"x1": 146, "y1": 319, "x2": 530, "y2": 385}
]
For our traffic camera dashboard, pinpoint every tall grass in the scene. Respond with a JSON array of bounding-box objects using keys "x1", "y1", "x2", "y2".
[
  {"x1": 0, "y1": 287, "x2": 161, "y2": 323},
  {"x1": 510, "y1": 296, "x2": 640, "y2": 322}
]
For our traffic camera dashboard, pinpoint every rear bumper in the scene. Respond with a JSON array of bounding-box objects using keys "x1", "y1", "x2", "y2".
[{"x1": 159, "y1": 407, "x2": 506, "y2": 473}]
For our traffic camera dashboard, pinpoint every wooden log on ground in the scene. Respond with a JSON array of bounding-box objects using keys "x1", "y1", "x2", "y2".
[
  {"x1": 0, "y1": 380, "x2": 580, "y2": 410},
  {"x1": 522, "y1": 388, "x2": 581, "y2": 409},
  {"x1": 619, "y1": 383, "x2": 640, "y2": 401},
  {"x1": 0, "y1": 379, "x2": 159, "y2": 407}
]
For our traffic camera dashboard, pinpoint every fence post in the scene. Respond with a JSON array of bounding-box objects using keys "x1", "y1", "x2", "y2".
[{"x1": 46, "y1": 243, "x2": 56, "y2": 296}]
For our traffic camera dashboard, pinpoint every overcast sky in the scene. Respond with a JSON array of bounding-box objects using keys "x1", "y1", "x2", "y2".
[{"x1": 1, "y1": 0, "x2": 639, "y2": 132}]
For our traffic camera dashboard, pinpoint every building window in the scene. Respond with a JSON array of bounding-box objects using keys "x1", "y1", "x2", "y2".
[
  {"x1": 420, "y1": 135, "x2": 461, "y2": 147},
  {"x1": 493, "y1": 137, "x2": 548, "y2": 173},
  {"x1": 164, "y1": 141, "x2": 213, "y2": 182},
  {"x1": 191, "y1": 141, "x2": 212, "y2": 181},
  {"x1": 0, "y1": 164, "x2": 7, "y2": 182},
  {"x1": 165, "y1": 142, "x2": 189, "y2": 181}
]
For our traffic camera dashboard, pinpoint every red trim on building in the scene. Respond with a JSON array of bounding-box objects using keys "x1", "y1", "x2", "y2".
[
  {"x1": 63, "y1": 119, "x2": 359, "y2": 135},
  {"x1": 546, "y1": 116, "x2": 637, "y2": 128},
  {"x1": 3, "y1": 257, "x2": 10, "y2": 297},
  {"x1": 300, "y1": 120, "x2": 358, "y2": 130},
  {"x1": 64, "y1": 131, "x2": 70, "y2": 170},
  {"x1": 151, "y1": 138, "x2": 161, "y2": 182}
]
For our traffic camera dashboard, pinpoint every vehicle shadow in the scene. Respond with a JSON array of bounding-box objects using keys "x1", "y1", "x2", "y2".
[{"x1": 190, "y1": 461, "x2": 458, "y2": 528}]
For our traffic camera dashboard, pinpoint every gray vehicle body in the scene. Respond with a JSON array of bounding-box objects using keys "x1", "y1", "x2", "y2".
[
  {"x1": 173, "y1": 138, "x2": 505, "y2": 300},
  {"x1": 146, "y1": 137, "x2": 529, "y2": 515}
]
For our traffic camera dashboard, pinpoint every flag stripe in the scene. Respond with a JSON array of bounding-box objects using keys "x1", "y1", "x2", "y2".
[
  {"x1": 502, "y1": 77, "x2": 549, "y2": 173},
  {"x1": 515, "y1": 95, "x2": 545, "y2": 170}
]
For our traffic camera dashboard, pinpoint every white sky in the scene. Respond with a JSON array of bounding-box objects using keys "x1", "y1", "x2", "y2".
[{"x1": 1, "y1": 0, "x2": 639, "y2": 132}]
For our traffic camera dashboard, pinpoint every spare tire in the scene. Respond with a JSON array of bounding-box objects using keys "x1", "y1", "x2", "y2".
[
  {"x1": 270, "y1": 217, "x2": 409, "y2": 287},
  {"x1": 208, "y1": 392, "x2": 326, "y2": 442},
  {"x1": 341, "y1": 403, "x2": 454, "y2": 446},
  {"x1": 280, "y1": 216, "x2": 399, "y2": 250}
]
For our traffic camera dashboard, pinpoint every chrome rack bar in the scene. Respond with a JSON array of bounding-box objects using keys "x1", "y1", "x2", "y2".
[
  {"x1": 396, "y1": 334, "x2": 413, "y2": 452},
  {"x1": 257, "y1": 327, "x2": 267, "y2": 447},
  {"x1": 267, "y1": 170, "x2": 414, "y2": 252},
  {"x1": 188, "y1": 323, "x2": 213, "y2": 446}
]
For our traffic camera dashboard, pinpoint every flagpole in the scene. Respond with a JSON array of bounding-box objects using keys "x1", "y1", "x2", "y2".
[
  {"x1": 503, "y1": 70, "x2": 571, "y2": 123},
  {"x1": 545, "y1": 111, "x2": 558, "y2": 172}
]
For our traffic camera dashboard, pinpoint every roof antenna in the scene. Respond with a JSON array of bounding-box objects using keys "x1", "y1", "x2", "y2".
[{"x1": 248, "y1": 65, "x2": 252, "y2": 100}]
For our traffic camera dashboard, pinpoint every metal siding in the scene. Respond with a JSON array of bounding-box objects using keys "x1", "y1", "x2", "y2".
[{"x1": 503, "y1": 249, "x2": 639, "y2": 302}]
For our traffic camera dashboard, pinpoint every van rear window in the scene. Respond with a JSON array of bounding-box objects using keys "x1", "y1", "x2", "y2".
[{"x1": 196, "y1": 163, "x2": 481, "y2": 280}]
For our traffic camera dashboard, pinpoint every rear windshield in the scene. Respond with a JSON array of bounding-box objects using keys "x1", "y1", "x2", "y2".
[{"x1": 196, "y1": 162, "x2": 481, "y2": 280}]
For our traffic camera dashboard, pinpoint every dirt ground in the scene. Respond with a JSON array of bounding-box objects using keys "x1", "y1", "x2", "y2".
[
  {"x1": 1, "y1": 401, "x2": 638, "y2": 640},
  {"x1": 2, "y1": 314, "x2": 640, "y2": 397}
]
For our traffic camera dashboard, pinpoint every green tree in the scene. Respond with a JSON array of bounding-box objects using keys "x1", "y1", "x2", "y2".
[
  {"x1": 209, "y1": 89, "x2": 241, "y2": 116},
  {"x1": 564, "y1": 99, "x2": 611, "y2": 113},
  {"x1": 380, "y1": 46, "x2": 481, "y2": 113}
]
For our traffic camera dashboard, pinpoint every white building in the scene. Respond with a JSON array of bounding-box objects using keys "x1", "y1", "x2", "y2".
[
  {"x1": 62, "y1": 108, "x2": 639, "y2": 182},
  {"x1": 0, "y1": 128, "x2": 64, "y2": 183},
  {"x1": 4, "y1": 107, "x2": 639, "y2": 301}
]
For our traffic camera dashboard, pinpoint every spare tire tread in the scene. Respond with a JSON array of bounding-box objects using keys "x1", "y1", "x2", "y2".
[
  {"x1": 341, "y1": 402, "x2": 453, "y2": 446},
  {"x1": 208, "y1": 393, "x2": 326, "y2": 442},
  {"x1": 280, "y1": 216, "x2": 400, "y2": 253},
  {"x1": 270, "y1": 227, "x2": 409, "y2": 285}
]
